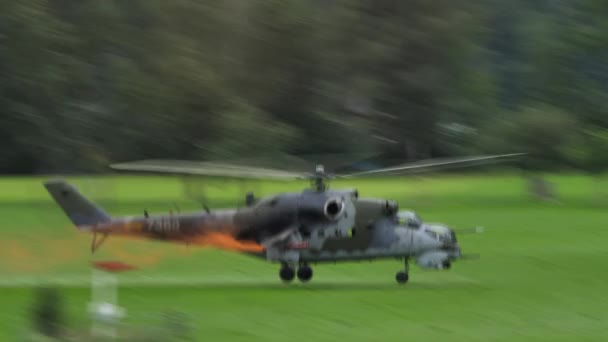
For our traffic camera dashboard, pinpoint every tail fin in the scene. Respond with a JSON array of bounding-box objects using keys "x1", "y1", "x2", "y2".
[{"x1": 44, "y1": 179, "x2": 111, "y2": 228}]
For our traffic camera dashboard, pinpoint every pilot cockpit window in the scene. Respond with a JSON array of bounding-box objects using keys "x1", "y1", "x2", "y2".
[
  {"x1": 407, "y1": 218, "x2": 421, "y2": 228},
  {"x1": 425, "y1": 230, "x2": 438, "y2": 239},
  {"x1": 397, "y1": 211, "x2": 422, "y2": 228},
  {"x1": 424, "y1": 227, "x2": 448, "y2": 242}
]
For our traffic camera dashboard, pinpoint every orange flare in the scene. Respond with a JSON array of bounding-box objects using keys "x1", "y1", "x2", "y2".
[{"x1": 191, "y1": 233, "x2": 265, "y2": 253}]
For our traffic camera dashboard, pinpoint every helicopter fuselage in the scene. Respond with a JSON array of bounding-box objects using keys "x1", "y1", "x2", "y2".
[{"x1": 45, "y1": 179, "x2": 462, "y2": 283}]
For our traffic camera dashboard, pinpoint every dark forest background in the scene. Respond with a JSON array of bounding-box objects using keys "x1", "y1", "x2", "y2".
[{"x1": 1, "y1": 0, "x2": 607, "y2": 174}]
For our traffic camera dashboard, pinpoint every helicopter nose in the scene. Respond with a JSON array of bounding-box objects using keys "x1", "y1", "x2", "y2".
[
  {"x1": 444, "y1": 229, "x2": 461, "y2": 258},
  {"x1": 449, "y1": 228, "x2": 458, "y2": 243},
  {"x1": 453, "y1": 245, "x2": 462, "y2": 258}
]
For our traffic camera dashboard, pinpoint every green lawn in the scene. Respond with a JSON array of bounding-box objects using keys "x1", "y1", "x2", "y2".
[{"x1": 1, "y1": 174, "x2": 607, "y2": 341}]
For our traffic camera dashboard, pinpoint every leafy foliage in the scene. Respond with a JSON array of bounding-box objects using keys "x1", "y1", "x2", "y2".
[{"x1": 0, "y1": 0, "x2": 606, "y2": 173}]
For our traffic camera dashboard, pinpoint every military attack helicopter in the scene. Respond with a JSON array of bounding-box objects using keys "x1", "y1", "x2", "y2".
[{"x1": 44, "y1": 153, "x2": 521, "y2": 284}]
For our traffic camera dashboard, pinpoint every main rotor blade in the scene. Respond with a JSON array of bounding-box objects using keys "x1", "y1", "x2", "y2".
[
  {"x1": 110, "y1": 159, "x2": 309, "y2": 180},
  {"x1": 338, "y1": 153, "x2": 526, "y2": 178}
]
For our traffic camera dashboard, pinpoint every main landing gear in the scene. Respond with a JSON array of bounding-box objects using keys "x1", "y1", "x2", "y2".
[
  {"x1": 279, "y1": 263, "x2": 313, "y2": 283},
  {"x1": 395, "y1": 258, "x2": 410, "y2": 284},
  {"x1": 279, "y1": 264, "x2": 295, "y2": 282}
]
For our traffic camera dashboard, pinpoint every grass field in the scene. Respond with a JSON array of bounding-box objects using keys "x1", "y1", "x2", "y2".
[{"x1": 1, "y1": 174, "x2": 607, "y2": 341}]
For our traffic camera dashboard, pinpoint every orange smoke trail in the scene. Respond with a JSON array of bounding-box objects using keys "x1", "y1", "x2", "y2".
[{"x1": 190, "y1": 233, "x2": 265, "y2": 253}]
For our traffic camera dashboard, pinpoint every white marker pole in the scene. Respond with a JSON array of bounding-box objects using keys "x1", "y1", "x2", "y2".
[{"x1": 89, "y1": 268, "x2": 125, "y2": 340}]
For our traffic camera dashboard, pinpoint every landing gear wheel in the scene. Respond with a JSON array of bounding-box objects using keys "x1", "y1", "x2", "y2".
[
  {"x1": 297, "y1": 265, "x2": 313, "y2": 282},
  {"x1": 442, "y1": 261, "x2": 451, "y2": 270},
  {"x1": 395, "y1": 271, "x2": 409, "y2": 284},
  {"x1": 279, "y1": 265, "x2": 295, "y2": 282},
  {"x1": 396, "y1": 257, "x2": 410, "y2": 284}
]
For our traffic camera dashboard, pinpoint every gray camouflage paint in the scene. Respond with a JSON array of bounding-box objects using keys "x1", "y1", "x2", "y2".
[{"x1": 44, "y1": 180, "x2": 461, "y2": 268}]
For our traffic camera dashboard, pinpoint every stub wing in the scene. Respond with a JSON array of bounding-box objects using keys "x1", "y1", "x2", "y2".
[{"x1": 260, "y1": 226, "x2": 299, "y2": 249}]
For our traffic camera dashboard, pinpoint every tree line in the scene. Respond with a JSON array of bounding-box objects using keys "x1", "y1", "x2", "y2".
[{"x1": 1, "y1": 0, "x2": 607, "y2": 174}]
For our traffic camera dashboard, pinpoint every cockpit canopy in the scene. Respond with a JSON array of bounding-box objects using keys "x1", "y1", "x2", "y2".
[
  {"x1": 397, "y1": 211, "x2": 456, "y2": 245},
  {"x1": 423, "y1": 224, "x2": 456, "y2": 244},
  {"x1": 396, "y1": 211, "x2": 422, "y2": 228}
]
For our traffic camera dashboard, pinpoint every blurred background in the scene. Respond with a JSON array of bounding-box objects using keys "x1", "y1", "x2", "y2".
[
  {"x1": 2, "y1": 1, "x2": 608, "y2": 341},
  {"x1": 2, "y1": 0, "x2": 607, "y2": 174}
]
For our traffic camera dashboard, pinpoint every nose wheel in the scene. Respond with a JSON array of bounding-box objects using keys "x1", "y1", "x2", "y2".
[{"x1": 396, "y1": 258, "x2": 410, "y2": 284}]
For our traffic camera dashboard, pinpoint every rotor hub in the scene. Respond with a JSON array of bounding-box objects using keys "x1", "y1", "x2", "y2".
[{"x1": 310, "y1": 164, "x2": 330, "y2": 192}]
